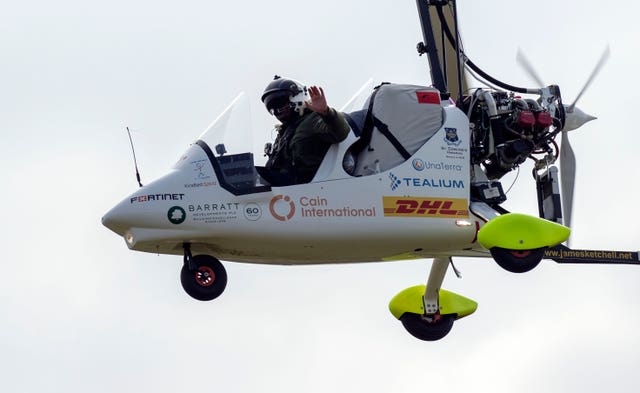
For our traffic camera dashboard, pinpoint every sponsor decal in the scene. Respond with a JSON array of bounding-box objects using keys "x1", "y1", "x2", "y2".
[
  {"x1": 184, "y1": 181, "x2": 217, "y2": 188},
  {"x1": 444, "y1": 127, "x2": 461, "y2": 146},
  {"x1": 441, "y1": 145, "x2": 468, "y2": 160},
  {"x1": 412, "y1": 158, "x2": 425, "y2": 171},
  {"x1": 243, "y1": 202, "x2": 262, "y2": 221},
  {"x1": 440, "y1": 128, "x2": 468, "y2": 160},
  {"x1": 269, "y1": 195, "x2": 376, "y2": 221},
  {"x1": 544, "y1": 248, "x2": 638, "y2": 263},
  {"x1": 188, "y1": 202, "x2": 239, "y2": 224},
  {"x1": 413, "y1": 159, "x2": 463, "y2": 172},
  {"x1": 182, "y1": 158, "x2": 217, "y2": 188},
  {"x1": 389, "y1": 173, "x2": 402, "y2": 190},
  {"x1": 270, "y1": 195, "x2": 296, "y2": 221},
  {"x1": 131, "y1": 193, "x2": 185, "y2": 204},
  {"x1": 188, "y1": 203, "x2": 239, "y2": 212},
  {"x1": 299, "y1": 196, "x2": 376, "y2": 218},
  {"x1": 167, "y1": 206, "x2": 186, "y2": 224},
  {"x1": 388, "y1": 172, "x2": 464, "y2": 190},
  {"x1": 383, "y1": 197, "x2": 469, "y2": 218},
  {"x1": 191, "y1": 159, "x2": 212, "y2": 180}
]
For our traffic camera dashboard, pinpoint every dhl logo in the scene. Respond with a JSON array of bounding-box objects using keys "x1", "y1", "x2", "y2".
[{"x1": 383, "y1": 197, "x2": 469, "y2": 218}]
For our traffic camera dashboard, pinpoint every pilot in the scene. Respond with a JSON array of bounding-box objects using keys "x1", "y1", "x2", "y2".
[{"x1": 260, "y1": 75, "x2": 350, "y2": 186}]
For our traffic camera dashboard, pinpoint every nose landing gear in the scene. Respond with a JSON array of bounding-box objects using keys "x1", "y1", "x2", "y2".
[
  {"x1": 181, "y1": 243, "x2": 227, "y2": 301},
  {"x1": 490, "y1": 247, "x2": 545, "y2": 273}
]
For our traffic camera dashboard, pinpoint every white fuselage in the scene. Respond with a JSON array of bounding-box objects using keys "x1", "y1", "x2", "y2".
[{"x1": 103, "y1": 101, "x2": 489, "y2": 264}]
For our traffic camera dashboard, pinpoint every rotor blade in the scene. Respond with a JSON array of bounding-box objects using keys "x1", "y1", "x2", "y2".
[
  {"x1": 516, "y1": 48, "x2": 545, "y2": 87},
  {"x1": 560, "y1": 130, "x2": 576, "y2": 233},
  {"x1": 568, "y1": 45, "x2": 610, "y2": 112}
]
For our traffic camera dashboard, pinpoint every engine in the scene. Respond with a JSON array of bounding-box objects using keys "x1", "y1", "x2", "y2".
[{"x1": 462, "y1": 89, "x2": 563, "y2": 180}]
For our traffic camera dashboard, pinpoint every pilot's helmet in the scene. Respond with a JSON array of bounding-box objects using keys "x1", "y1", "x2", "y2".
[{"x1": 261, "y1": 75, "x2": 308, "y2": 121}]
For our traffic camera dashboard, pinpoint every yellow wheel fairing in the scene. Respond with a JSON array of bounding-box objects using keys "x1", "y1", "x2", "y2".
[
  {"x1": 389, "y1": 285, "x2": 477, "y2": 320},
  {"x1": 477, "y1": 213, "x2": 570, "y2": 251}
]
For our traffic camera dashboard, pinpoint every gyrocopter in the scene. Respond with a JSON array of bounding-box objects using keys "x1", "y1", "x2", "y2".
[{"x1": 103, "y1": 0, "x2": 639, "y2": 341}]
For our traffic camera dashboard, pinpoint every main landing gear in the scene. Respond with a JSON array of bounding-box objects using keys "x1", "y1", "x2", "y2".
[
  {"x1": 181, "y1": 243, "x2": 227, "y2": 301},
  {"x1": 403, "y1": 257, "x2": 455, "y2": 340},
  {"x1": 400, "y1": 311, "x2": 456, "y2": 341},
  {"x1": 389, "y1": 257, "x2": 477, "y2": 341}
]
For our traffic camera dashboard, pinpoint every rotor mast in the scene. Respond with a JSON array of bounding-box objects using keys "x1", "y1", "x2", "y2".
[{"x1": 415, "y1": 0, "x2": 448, "y2": 96}]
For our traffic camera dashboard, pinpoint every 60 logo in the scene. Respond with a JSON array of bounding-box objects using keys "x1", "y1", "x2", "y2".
[{"x1": 243, "y1": 203, "x2": 262, "y2": 221}]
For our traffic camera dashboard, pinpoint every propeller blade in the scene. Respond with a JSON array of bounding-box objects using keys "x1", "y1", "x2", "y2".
[
  {"x1": 568, "y1": 46, "x2": 610, "y2": 112},
  {"x1": 516, "y1": 48, "x2": 545, "y2": 87},
  {"x1": 560, "y1": 130, "x2": 576, "y2": 233}
]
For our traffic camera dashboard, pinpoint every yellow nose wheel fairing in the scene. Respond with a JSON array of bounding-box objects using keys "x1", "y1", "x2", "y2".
[
  {"x1": 477, "y1": 213, "x2": 570, "y2": 251},
  {"x1": 477, "y1": 213, "x2": 571, "y2": 273}
]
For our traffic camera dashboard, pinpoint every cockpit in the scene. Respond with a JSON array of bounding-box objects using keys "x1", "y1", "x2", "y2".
[{"x1": 187, "y1": 82, "x2": 446, "y2": 195}]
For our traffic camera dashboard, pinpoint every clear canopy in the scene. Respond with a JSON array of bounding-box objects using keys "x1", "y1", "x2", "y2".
[
  {"x1": 196, "y1": 79, "x2": 375, "y2": 162},
  {"x1": 191, "y1": 80, "x2": 376, "y2": 194},
  {"x1": 197, "y1": 92, "x2": 254, "y2": 158}
]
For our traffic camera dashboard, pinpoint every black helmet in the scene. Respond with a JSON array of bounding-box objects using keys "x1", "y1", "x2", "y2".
[{"x1": 261, "y1": 75, "x2": 308, "y2": 116}]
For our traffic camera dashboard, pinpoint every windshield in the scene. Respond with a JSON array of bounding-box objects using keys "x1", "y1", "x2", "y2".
[
  {"x1": 195, "y1": 93, "x2": 272, "y2": 195},
  {"x1": 340, "y1": 78, "x2": 374, "y2": 112},
  {"x1": 197, "y1": 93, "x2": 253, "y2": 157}
]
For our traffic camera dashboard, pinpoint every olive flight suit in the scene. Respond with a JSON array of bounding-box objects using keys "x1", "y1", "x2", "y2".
[{"x1": 265, "y1": 107, "x2": 350, "y2": 185}]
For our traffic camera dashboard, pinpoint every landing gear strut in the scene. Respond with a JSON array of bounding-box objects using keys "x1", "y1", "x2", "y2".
[{"x1": 181, "y1": 243, "x2": 227, "y2": 301}]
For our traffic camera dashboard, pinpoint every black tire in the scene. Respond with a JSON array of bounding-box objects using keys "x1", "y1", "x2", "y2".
[
  {"x1": 400, "y1": 313, "x2": 455, "y2": 341},
  {"x1": 490, "y1": 247, "x2": 545, "y2": 273},
  {"x1": 180, "y1": 255, "x2": 227, "y2": 301}
]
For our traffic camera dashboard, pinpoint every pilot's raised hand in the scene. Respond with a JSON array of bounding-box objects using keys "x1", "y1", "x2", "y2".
[{"x1": 306, "y1": 85, "x2": 330, "y2": 116}]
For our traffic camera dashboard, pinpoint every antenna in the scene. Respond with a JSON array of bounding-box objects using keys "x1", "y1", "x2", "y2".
[{"x1": 126, "y1": 126, "x2": 143, "y2": 188}]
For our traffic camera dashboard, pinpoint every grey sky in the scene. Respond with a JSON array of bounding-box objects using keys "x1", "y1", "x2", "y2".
[{"x1": 1, "y1": 1, "x2": 639, "y2": 392}]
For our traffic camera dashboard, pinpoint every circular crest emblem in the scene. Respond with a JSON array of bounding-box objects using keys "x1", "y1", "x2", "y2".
[{"x1": 167, "y1": 206, "x2": 186, "y2": 225}]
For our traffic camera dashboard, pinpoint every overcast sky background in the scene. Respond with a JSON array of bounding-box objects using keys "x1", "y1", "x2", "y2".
[{"x1": 2, "y1": 1, "x2": 639, "y2": 392}]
